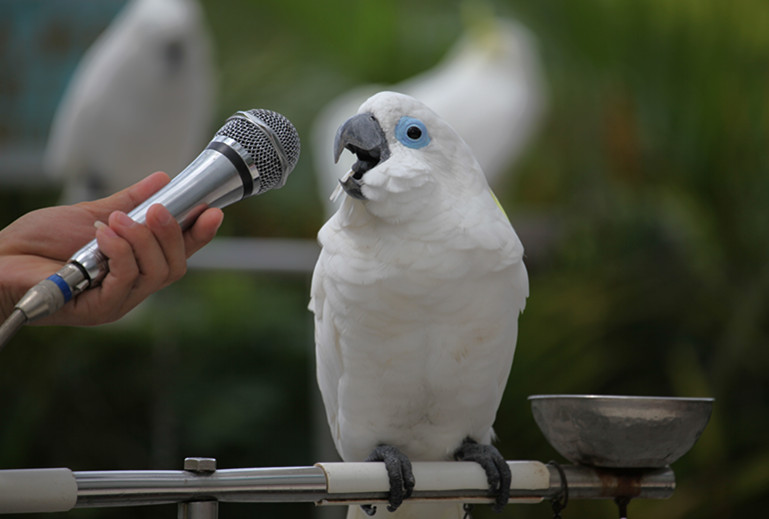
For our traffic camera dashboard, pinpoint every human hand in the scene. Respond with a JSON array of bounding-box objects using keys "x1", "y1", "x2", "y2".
[{"x1": 0, "y1": 172, "x2": 223, "y2": 326}]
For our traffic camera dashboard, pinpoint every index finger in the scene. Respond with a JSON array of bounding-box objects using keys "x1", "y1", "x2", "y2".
[{"x1": 77, "y1": 172, "x2": 172, "y2": 223}]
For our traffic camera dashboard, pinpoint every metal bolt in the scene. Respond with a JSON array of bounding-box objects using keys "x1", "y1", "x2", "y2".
[{"x1": 184, "y1": 457, "x2": 217, "y2": 473}]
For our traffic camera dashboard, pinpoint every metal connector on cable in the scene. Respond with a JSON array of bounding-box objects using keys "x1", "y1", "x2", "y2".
[
  {"x1": 17, "y1": 264, "x2": 90, "y2": 320},
  {"x1": 0, "y1": 263, "x2": 90, "y2": 351}
]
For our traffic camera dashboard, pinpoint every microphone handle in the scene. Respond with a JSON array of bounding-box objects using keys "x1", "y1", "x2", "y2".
[{"x1": 73, "y1": 144, "x2": 246, "y2": 286}]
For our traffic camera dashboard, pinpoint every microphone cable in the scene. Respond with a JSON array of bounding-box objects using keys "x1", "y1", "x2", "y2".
[{"x1": 0, "y1": 309, "x2": 25, "y2": 352}]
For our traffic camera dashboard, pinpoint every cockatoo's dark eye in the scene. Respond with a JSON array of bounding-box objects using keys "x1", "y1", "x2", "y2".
[{"x1": 395, "y1": 116, "x2": 430, "y2": 149}]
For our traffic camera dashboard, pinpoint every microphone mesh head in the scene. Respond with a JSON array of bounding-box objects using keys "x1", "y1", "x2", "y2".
[{"x1": 215, "y1": 109, "x2": 301, "y2": 194}]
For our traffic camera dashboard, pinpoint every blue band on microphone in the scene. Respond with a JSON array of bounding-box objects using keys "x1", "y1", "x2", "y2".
[
  {"x1": 207, "y1": 140, "x2": 254, "y2": 198},
  {"x1": 47, "y1": 274, "x2": 73, "y2": 302}
]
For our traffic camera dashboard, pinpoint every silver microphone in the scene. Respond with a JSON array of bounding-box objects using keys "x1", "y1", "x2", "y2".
[{"x1": 13, "y1": 108, "x2": 301, "y2": 323}]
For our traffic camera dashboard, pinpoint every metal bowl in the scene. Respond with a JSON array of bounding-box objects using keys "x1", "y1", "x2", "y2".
[{"x1": 529, "y1": 394, "x2": 714, "y2": 468}]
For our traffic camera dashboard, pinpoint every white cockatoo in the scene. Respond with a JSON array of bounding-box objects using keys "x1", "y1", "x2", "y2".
[
  {"x1": 312, "y1": 12, "x2": 545, "y2": 216},
  {"x1": 309, "y1": 92, "x2": 529, "y2": 518},
  {"x1": 44, "y1": 0, "x2": 215, "y2": 203}
]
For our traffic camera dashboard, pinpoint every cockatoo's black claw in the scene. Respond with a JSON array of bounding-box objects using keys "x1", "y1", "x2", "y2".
[
  {"x1": 360, "y1": 444, "x2": 415, "y2": 514},
  {"x1": 454, "y1": 437, "x2": 511, "y2": 513}
]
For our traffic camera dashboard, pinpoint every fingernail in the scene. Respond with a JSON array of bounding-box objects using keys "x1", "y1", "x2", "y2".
[
  {"x1": 213, "y1": 210, "x2": 224, "y2": 232},
  {"x1": 94, "y1": 220, "x2": 118, "y2": 238},
  {"x1": 111, "y1": 210, "x2": 136, "y2": 228},
  {"x1": 153, "y1": 204, "x2": 173, "y2": 225}
]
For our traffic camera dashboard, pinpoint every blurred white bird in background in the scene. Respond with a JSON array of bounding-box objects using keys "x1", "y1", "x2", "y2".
[
  {"x1": 44, "y1": 0, "x2": 216, "y2": 204},
  {"x1": 311, "y1": 8, "x2": 546, "y2": 216}
]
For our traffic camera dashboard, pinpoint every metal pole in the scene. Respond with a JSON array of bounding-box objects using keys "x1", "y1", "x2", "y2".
[
  {"x1": 74, "y1": 466, "x2": 328, "y2": 508},
  {"x1": 178, "y1": 501, "x2": 218, "y2": 519},
  {"x1": 72, "y1": 462, "x2": 674, "y2": 509},
  {"x1": 177, "y1": 459, "x2": 218, "y2": 519},
  {"x1": 558, "y1": 465, "x2": 675, "y2": 500},
  {"x1": 0, "y1": 461, "x2": 675, "y2": 514}
]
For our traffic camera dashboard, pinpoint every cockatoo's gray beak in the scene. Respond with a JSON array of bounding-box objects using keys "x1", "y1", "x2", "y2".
[{"x1": 333, "y1": 113, "x2": 390, "y2": 200}]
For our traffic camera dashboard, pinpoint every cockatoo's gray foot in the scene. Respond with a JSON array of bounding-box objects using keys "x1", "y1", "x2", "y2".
[
  {"x1": 360, "y1": 444, "x2": 415, "y2": 515},
  {"x1": 454, "y1": 437, "x2": 511, "y2": 512}
]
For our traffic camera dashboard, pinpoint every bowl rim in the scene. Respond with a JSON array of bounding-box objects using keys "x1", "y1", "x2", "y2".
[{"x1": 528, "y1": 394, "x2": 715, "y2": 403}]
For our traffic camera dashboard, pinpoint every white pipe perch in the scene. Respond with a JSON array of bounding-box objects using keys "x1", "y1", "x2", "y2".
[
  {"x1": 0, "y1": 469, "x2": 77, "y2": 514},
  {"x1": 315, "y1": 461, "x2": 549, "y2": 505}
]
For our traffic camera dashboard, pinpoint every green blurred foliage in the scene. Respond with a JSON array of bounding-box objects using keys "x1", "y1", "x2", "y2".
[{"x1": 1, "y1": 0, "x2": 768, "y2": 518}]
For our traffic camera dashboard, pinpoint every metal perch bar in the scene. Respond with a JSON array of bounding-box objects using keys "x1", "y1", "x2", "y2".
[{"x1": 0, "y1": 461, "x2": 674, "y2": 514}]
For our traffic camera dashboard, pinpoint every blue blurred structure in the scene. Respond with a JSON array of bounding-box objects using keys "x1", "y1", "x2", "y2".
[{"x1": 0, "y1": 0, "x2": 126, "y2": 186}]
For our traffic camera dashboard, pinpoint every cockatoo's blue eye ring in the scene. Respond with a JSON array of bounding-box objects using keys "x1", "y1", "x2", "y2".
[{"x1": 395, "y1": 116, "x2": 430, "y2": 149}]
